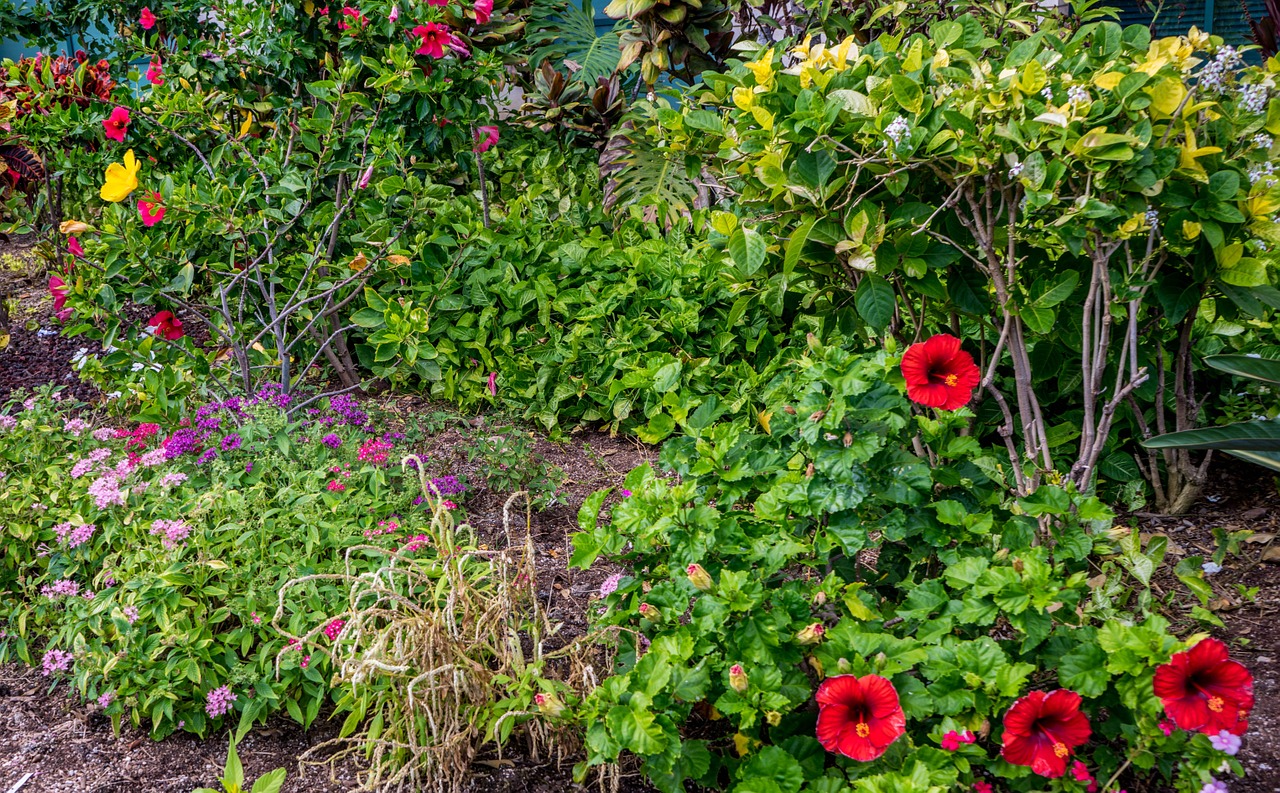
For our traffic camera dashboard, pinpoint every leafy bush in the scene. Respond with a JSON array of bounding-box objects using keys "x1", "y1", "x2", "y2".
[
  {"x1": 570, "y1": 342, "x2": 1248, "y2": 792},
  {"x1": 613, "y1": 6, "x2": 1280, "y2": 511},
  {"x1": 0, "y1": 385, "x2": 446, "y2": 738}
]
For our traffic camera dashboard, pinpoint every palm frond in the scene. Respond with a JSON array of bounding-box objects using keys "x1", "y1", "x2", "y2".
[{"x1": 528, "y1": 0, "x2": 625, "y2": 86}]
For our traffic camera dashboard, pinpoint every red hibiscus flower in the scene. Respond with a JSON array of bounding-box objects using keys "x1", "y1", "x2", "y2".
[
  {"x1": 68, "y1": 237, "x2": 85, "y2": 259},
  {"x1": 474, "y1": 0, "x2": 492, "y2": 23},
  {"x1": 148, "y1": 310, "x2": 184, "y2": 341},
  {"x1": 103, "y1": 107, "x2": 131, "y2": 142},
  {"x1": 1154, "y1": 638, "x2": 1253, "y2": 737},
  {"x1": 1000, "y1": 689, "x2": 1092, "y2": 778},
  {"x1": 900, "y1": 333, "x2": 981, "y2": 410},
  {"x1": 412, "y1": 23, "x2": 449, "y2": 58},
  {"x1": 338, "y1": 5, "x2": 366, "y2": 30},
  {"x1": 473, "y1": 125, "x2": 499, "y2": 153},
  {"x1": 139, "y1": 6, "x2": 157, "y2": 29},
  {"x1": 49, "y1": 275, "x2": 68, "y2": 311},
  {"x1": 145, "y1": 57, "x2": 164, "y2": 86},
  {"x1": 138, "y1": 192, "x2": 166, "y2": 227},
  {"x1": 815, "y1": 674, "x2": 906, "y2": 761}
]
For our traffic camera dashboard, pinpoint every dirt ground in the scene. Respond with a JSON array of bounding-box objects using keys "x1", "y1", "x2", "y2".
[{"x1": 2, "y1": 239, "x2": 1278, "y2": 793}]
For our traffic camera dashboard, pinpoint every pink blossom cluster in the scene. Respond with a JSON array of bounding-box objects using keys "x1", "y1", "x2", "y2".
[
  {"x1": 205, "y1": 685, "x2": 237, "y2": 717},
  {"x1": 150, "y1": 518, "x2": 191, "y2": 549},
  {"x1": 356, "y1": 437, "x2": 394, "y2": 465},
  {"x1": 400, "y1": 534, "x2": 429, "y2": 552},
  {"x1": 63, "y1": 418, "x2": 89, "y2": 436},
  {"x1": 326, "y1": 479, "x2": 346, "y2": 492},
  {"x1": 598, "y1": 572, "x2": 623, "y2": 597},
  {"x1": 363, "y1": 519, "x2": 399, "y2": 538},
  {"x1": 41, "y1": 578, "x2": 80, "y2": 599},
  {"x1": 42, "y1": 648, "x2": 73, "y2": 676},
  {"x1": 323, "y1": 618, "x2": 345, "y2": 641},
  {"x1": 87, "y1": 473, "x2": 127, "y2": 509},
  {"x1": 1071, "y1": 761, "x2": 1099, "y2": 792},
  {"x1": 52, "y1": 521, "x2": 96, "y2": 548},
  {"x1": 941, "y1": 729, "x2": 975, "y2": 751},
  {"x1": 0, "y1": 414, "x2": 16, "y2": 431},
  {"x1": 92, "y1": 427, "x2": 115, "y2": 442},
  {"x1": 158, "y1": 471, "x2": 188, "y2": 488},
  {"x1": 70, "y1": 447, "x2": 113, "y2": 479},
  {"x1": 97, "y1": 691, "x2": 115, "y2": 708},
  {"x1": 123, "y1": 605, "x2": 139, "y2": 623}
]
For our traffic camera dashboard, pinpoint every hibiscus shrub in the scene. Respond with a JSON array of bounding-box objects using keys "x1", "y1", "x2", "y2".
[{"x1": 570, "y1": 342, "x2": 1252, "y2": 792}]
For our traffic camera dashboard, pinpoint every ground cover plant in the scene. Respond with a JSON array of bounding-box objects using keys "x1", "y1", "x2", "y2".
[{"x1": 0, "y1": 0, "x2": 1278, "y2": 791}]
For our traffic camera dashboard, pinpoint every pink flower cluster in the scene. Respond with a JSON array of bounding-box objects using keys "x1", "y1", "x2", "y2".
[
  {"x1": 70, "y1": 448, "x2": 112, "y2": 479},
  {"x1": 323, "y1": 619, "x2": 345, "y2": 641},
  {"x1": 1071, "y1": 760, "x2": 1099, "y2": 792},
  {"x1": 92, "y1": 427, "x2": 115, "y2": 441},
  {"x1": 63, "y1": 418, "x2": 89, "y2": 436},
  {"x1": 123, "y1": 605, "x2": 139, "y2": 623},
  {"x1": 150, "y1": 518, "x2": 191, "y2": 549},
  {"x1": 356, "y1": 437, "x2": 394, "y2": 465},
  {"x1": 598, "y1": 572, "x2": 623, "y2": 597},
  {"x1": 87, "y1": 473, "x2": 127, "y2": 509},
  {"x1": 158, "y1": 471, "x2": 188, "y2": 488},
  {"x1": 41, "y1": 578, "x2": 80, "y2": 599},
  {"x1": 52, "y1": 521, "x2": 96, "y2": 548},
  {"x1": 205, "y1": 684, "x2": 237, "y2": 717},
  {"x1": 941, "y1": 729, "x2": 975, "y2": 751},
  {"x1": 326, "y1": 479, "x2": 346, "y2": 492},
  {"x1": 42, "y1": 648, "x2": 73, "y2": 676},
  {"x1": 401, "y1": 534, "x2": 429, "y2": 552},
  {"x1": 0, "y1": 414, "x2": 16, "y2": 431},
  {"x1": 363, "y1": 519, "x2": 399, "y2": 538}
]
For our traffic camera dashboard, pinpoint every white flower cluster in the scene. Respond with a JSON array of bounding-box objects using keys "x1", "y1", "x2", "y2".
[
  {"x1": 1145, "y1": 206, "x2": 1159, "y2": 225},
  {"x1": 1241, "y1": 83, "x2": 1268, "y2": 115},
  {"x1": 1254, "y1": 133, "x2": 1274, "y2": 150},
  {"x1": 1198, "y1": 45, "x2": 1242, "y2": 93},
  {"x1": 1067, "y1": 84, "x2": 1090, "y2": 105},
  {"x1": 1248, "y1": 160, "x2": 1276, "y2": 185},
  {"x1": 884, "y1": 115, "x2": 910, "y2": 146},
  {"x1": 1008, "y1": 162, "x2": 1024, "y2": 178}
]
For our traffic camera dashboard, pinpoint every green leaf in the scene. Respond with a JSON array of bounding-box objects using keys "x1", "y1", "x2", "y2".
[
  {"x1": 1059, "y1": 641, "x2": 1110, "y2": 697},
  {"x1": 1143, "y1": 419, "x2": 1280, "y2": 452},
  {"x1": 728, "y1": 228, "x2": 767, "y2": 275},
  {"x1": 1206, "y1": 354, "x2": 1280, "y2": 385},
  {"x1": 784, "y1": 218, "x2": 816, "y2": 277},
  {"x1": 607, "y1": 705, "x2": 668, "y2": 755},
  {"x1": 855, "y1": 275, "x2": 896, "y2": 332},
  {"x1": 1209, "y1": 170, "x2": 1240, "y2": 201},
  {"x1": 249, "y1": 769, "x2": 288, "y2": 793},
  {"x1": 223, "y1": 740, "x2": 245, "y2": 789},
  {"x1": 890, "y1": 75, "x2": 924, "y2": 114}
]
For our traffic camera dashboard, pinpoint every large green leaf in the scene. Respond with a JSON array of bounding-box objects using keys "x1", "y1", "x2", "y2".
[
  {"x1": 1143, "y1": 419, "x2": 1280, "y2": 451},
  {"x1": 1206, "y1": 354, "x2": 1280, "y2": 385},
  {"x1": 529, "y1": 0, "x2": 625, "y2": 86}
]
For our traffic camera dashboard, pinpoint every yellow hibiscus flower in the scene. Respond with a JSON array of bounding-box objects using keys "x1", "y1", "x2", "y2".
[{"x1": 100, "y1": 149, "x2": 140, "y2": 203}]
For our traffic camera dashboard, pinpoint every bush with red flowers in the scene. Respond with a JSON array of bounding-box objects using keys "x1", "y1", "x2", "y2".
[{"x1": 571, "y1": 343, "x2": 1253, "y2": 793}]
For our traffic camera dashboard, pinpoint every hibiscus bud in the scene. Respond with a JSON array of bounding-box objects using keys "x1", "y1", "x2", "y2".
[
  {"x1": 994, "y1": 548, "x2": 1009, "y2": 561},
  {"x1": 1012, "y1": 557, "x2": 1024, "y2": 573},
  {"x1": 813, "y1": 591, "x2": 827, "y2": 607},
  {"x1": 783, "y1": 405, "x2": 796, "y2": 415},
  {"x1": 795, "y1": 622, "x2": 826, "y2": 645},
  {"x1": 534, "y1": 691, "x2": 565, "y2": 718},
  {"x1": 686, "y1": 563, "x2": 713, "y2": 592},
  {"x1": 842, "y1": 431, "x2": 853, "y2": 447},
  {"x1": 808, "y1": 656, "x2": 824, "y2": 677},
  {"x1": 836, "y1": 657, "x2": 852, "y2": 674},
  {"x1": 765, "y1": 710, "x2": 782, "y2": 726},
  {"x1": 805, "y1": 462, "x2": 815, "y2": 478},
  {"x1": 728, "y1": 664, "x2": 749, "y2": 693},
  {"x1": 638, "y1": 602, "x2": 660, "y2": 621},
  {"x1": 874, "y1": 651, "x2": 888, "y2": 669},
  {"x1": 60, "y1": 220, "x2": 91, "y2": 234},
  {"x1": 809, "y1": 410, "x2": 826, "y2": 421}
]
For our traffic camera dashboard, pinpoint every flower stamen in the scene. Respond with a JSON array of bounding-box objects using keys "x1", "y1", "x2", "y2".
[
  {"x1": 855, "y1": 722, "x2": 871, "y2": 738},
  {"x1": 1208, "y1": 696, "x2": 1225, "y2": 712},
  {"x1": 1053, "y1": 742, "x2": 1069, "y2": 758}
]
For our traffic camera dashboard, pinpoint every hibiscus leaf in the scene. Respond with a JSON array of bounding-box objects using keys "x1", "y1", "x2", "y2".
[{"x1": 1058, "y1": 639, "x2": 1110, "y2": 697}]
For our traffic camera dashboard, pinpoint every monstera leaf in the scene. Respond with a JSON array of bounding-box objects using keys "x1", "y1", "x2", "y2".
[{"x1": 528, "y1": 0, "x2": 626, "y2": 86}]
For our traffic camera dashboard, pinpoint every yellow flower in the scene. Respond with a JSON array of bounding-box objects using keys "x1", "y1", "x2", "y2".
[{"x1": 100, "y1": 150, "x2": 140, "y2": 203}]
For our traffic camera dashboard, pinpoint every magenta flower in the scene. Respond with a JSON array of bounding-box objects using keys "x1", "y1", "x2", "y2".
[
  {"x1": 68, "y1": 236, "x2": 85, "y2": 258},
  {"x1": 145, "y1": 57, "x2": 164, "y2": 85},
  {"x1": 487, "y1": 371, "x2": 498, "y2": 396},
  {"x1": 474, "y1": 0, "x2": 492, "y2": 23},
  {"x1": 473, "y1": 125, "x2": 499, "y2": 153}
]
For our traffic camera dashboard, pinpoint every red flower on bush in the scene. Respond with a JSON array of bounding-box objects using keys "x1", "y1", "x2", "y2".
[
  {"x1": 139, "y1": 6, "x2": 157, "y2": 29},
  {"x1": 338, "y1": 6, "x2": 367, "y2": 30},
  {"x1": 49, "y1": 275, "x2": 69, "y2": 320},
  {"x1": 148, "y1": 310, "x2": 184, "y2": 340},
  {"x1": 68, "y1": 237, "x2": 85, "y2": 259},
  {"x1": 412, "y1": 23, "x2": 449, "y2": 58},
  {"x1": 103, "y1": 107, "x2": 131, "y2": 142},
  {"x1": 138, "y1": 192, "x2": 166, "y2": 227},
  {"x1": 473, "y1": 125, "x2": 499, "y2": 153},
  {"x1": 900, "y1": 333, "x2": 981, "y2": 410},
  {"x1": 1000, "y1": 689, "x2": 1091, "y2": 778},
  {"x1": 815, "y1": 674, "x2": 906, "y2": 761},
  {"x1": 474, "y1": 0, "x2": 492, "y2": 23},
  {"x1": 145, "y1": 57, "x2": 164, "y2": 86},
  {"x1": 1154, "y1": 638, "x2": 1253, "y2": 737},
  {"x1": 427, "y1": 0, "x2": 448, "y2": 6}
]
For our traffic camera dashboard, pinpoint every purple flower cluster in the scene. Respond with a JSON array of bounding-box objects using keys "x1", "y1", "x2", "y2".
[
  {"x1": 42, "y1": 648, "x2": 73, "y2": 676},
  {"x1": 63, "y1": 418, "x2": 90, "y2": 436},
  {"x1": 162, "y1": 428, "x2": 201, "y2": 459},
  {"x1": 328, "y1": 394, "x2": 369, "y2": 427},
  {"x1": 197, "y1": 448, "x2": 217, "y2": 465},
  {"x1": 205, "y1": 685, "x2": 237, "y2": 717},
  {"x1": 53, "y1": 521, "x2": 96, "y2": 548},
  {"x1": 321, "y1": 433, "x2": 342, "y2": 448},
  {"x1": 0, "y1": 414, "x2": 16, "y2": 431},
  {"x1": 428, "y1": 476, "x2": 466, "y2": 497},
  {"x1": 220, "y1": 433, "x2": 242, "y2": 451},
  {"x1": 150, "y1": 518, "x2": 192, "y2": 549},
  {"x1": 41, "y1": 578, "x2": 80, "y2": 599},
  {"x1": 87, "y1": 474, "x2": 126, "y2": 509}
]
